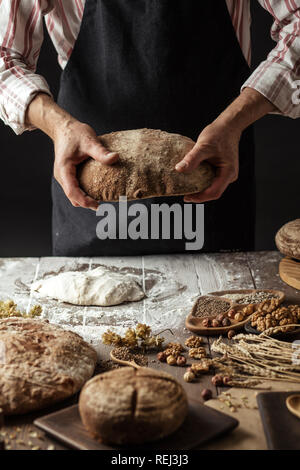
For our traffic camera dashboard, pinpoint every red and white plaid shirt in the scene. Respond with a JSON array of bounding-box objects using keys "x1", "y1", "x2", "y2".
[{"x1": 1, "y1": 0, "x2": 300, "y2": 135}]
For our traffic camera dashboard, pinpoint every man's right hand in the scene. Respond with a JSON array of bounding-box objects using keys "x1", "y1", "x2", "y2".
[
  {"x1": 26, "y1": 93, "x2": 119, "y2": 210},
  {"x1": 53, "y1": 121, "x2": 118, "y2": 210}
]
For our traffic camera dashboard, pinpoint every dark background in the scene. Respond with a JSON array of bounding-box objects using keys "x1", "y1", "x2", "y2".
[{"x1": 0, "y1": 2, "x2": 299, "y2": 256}]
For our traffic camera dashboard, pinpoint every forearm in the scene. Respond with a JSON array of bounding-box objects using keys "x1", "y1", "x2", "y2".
[
  {"x1": 25, "y1": 93, "x2": 78, "y2": 140},
  {"x1": 242, "y1": 1, "x2": 300, "y2": 119},
  {"x1": 212, "y1": 87, "x2": 276, "y2": 135}
]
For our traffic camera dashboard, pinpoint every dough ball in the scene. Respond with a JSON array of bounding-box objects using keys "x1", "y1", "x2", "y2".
[{"x1": 31, "y1": 267, "x2": 145, "y2": 306}]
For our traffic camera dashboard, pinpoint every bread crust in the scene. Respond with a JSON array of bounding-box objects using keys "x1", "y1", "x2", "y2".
[
  {"x1": 275, "y1": 219, "x2": 300, "y2": 260},
  {"x1": 78, "y1": 128, "x2": 215, "y2": 201},
  {"x1": 79, "y1": 367, "x2": 188, "y2": 445},
  {"x1": 0, "y1": 317, "x2": 97, "y2": 415}
]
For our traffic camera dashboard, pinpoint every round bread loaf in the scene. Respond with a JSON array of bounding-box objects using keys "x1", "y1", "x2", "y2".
[
  {"x1": 79, "y1": 367, "x2": 188, "y2": 445},
  {"x1": 78, "y1": 128, "x2": 215, "y2": 201},
  {"x1": 275, "y1": 219, "x2": 300, "y2": 260},
  {"x1": 0, "y1": 317, "x2": 97, "y2": 415}
]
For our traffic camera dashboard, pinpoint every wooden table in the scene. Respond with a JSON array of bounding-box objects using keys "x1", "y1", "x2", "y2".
[{"x1": 0, "y1": 251, "x2": 299, "y2": 450}]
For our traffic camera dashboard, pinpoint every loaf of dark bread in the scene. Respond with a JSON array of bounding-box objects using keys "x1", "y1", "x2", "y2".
[
  {"x1": 0, "y1": 317, "x2": 97, "y2": 414},
  {"x1": 79, "y1": 366, "x2": 188, "y2": 445},
  {"x1": 275, "y1": 219, "x2": 300, "y2": 260},
  {"x1": 78, "y1": 128, "x2": 215, "y2": 201}
]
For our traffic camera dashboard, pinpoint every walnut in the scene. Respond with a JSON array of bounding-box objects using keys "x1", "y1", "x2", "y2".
[
  {"x1": 250, "y1": 301, "x2": 299, "y2": 332},
  {"x1": 188, "y1": 347, "x2": 206, "y2": 359},
  {"x1": 164, "y1": 345, "x2": 184, "y2": 358},
  {"x1": 165, "y1": 342, "x2": 185, "y2": 354},
  {"x1": 185, "y1": 336, "x2": 203, "y2": 348},
  {"x1": 190, "y1": 359, "x2": 211, "y2": 374}
]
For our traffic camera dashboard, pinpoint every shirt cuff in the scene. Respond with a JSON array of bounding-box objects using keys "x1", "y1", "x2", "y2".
[
  {"x1": 241, "y1": 61, "x2": 300, "y2": 119},
  {"x1": 0, "y1": 74, "x2": 52, "y2": 135}
]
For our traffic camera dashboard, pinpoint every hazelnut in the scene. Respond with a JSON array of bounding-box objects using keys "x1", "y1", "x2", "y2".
[
  {"x1": 216, "y1": 314, "x2": 225, "y2": 322},
  {"x1": 183, "y1": 371, "x2": 196, "y2": 383},
  {"x1": 222, "y1": 317, "x2": 231, "y2": 327},
  {"x1": 227, "y1": 329, "x2": 236, "y2": 340},
  {"x1": 211, "y1": 374, "x2": 223, "y2": 386},
  {"x1": 201, "y1": 388, "x2": 213, "y2": 401},
  {"x1": 227, "y1": 309, "x2": 236, "y2": 319},
  {"x1": 212, "y1": 319, "x2": 221, "y2": 328},
  {"x1": 202, "y1": 318, "x2": 212, "y2": 328},
  {"x1": 223, "y1": 375, "x2": 231, "y2": 386},
  {"x1": 157, "y1": 351, "x2": 167, "y2": 362},
  {"x1": 234, "y1": 311, "x2": 244, "y2": 322},
  {"x1": 166, "y1": 355, "x2": 177, "y2": 366},
  {"x1": 176, "y1": 355, "x2": 187, "y2": 366}
]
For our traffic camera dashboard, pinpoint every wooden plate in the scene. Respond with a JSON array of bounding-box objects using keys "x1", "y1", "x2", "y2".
[
  {"x1": 207, "y1": 289, "x2": 285, "y2": 308},
  {"x1": 185, "y1": 290, "x2": 285, "y2": 336},
  {"x1": 279, "y1": 257, "x2": 300, "y2": 290},
  {"x1": 34, "y1": 402, "x2": 238, "y2": 451},
  {"x1": 185, "y1": 304, "x2": 251, "y2": 336}
]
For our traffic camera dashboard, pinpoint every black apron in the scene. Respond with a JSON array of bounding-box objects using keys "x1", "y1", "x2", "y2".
[{"x1": 53, "y1": 0, "x2": 255, "y2": 256}]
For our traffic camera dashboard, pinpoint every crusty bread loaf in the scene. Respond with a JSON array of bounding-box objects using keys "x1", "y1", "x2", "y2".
[
  {"x1": 78, "y1": 128, "x2": 214, "y2": 201},
  {"x1": 0, "y1": 317, "x2": 97, "y2": 415},
  {"x1": 275, "y1": 219, "x2": 300, "y2": 260},
  {"x1": 79, "y1": 367, "x2": 188, "y2": 445}
]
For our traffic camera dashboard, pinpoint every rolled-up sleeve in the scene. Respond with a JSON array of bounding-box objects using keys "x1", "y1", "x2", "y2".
[
  {"x1": 242, "y1": 0, "x2": 300, "y2": 119},
  {"x1": 0, "y1": 0, "x2": 53, "y2": 134}
]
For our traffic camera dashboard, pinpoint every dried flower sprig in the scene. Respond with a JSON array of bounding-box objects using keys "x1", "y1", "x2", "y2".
[
  {"x1": 0, "y1": 300, "x2": 42, "y2": 319},
  {"x1": 102, "y1": 323, "x2": 169, "y2": 351}
]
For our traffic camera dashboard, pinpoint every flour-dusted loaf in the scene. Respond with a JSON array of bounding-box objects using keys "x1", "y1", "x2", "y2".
[
  {"x1": 78, "y1": 128, "x2": 215, "y2": 201},
  {"x1": 0, "y1": 317, "x2": 97, "y2": 415},
  {"x1": 275, "y1": 219, "x2": 300, "y2": 260},
  {"x1": 79, "y1": 367, "x2": 188, "y2": 445}
]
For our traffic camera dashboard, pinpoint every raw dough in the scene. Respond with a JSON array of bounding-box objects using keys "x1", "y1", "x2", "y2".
[{"x1": 31, "y1": 267, "x2": 145, "y2": 306}]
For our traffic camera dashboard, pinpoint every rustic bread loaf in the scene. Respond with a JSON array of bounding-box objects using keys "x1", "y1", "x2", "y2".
[
  {"x1": 0, "y1": 317, "x2": 97, "y2": 415},
  {"x1": 79, "y1": 366, "x2": 188, "y2": 445},
  {"x1": 275, "y1": 219, "x2": 300, "y2": 260},
  {"x1": 78, "y1": 128, "x2": 215, "y2": 201}
]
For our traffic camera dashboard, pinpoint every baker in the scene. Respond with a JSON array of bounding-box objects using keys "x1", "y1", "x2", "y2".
[{"x1": 0, "y1": 1, "x2": 299, "y2": 256}]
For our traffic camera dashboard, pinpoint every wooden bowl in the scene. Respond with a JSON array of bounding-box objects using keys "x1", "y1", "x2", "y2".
[{"x1": 185, "y1": 289, "x2": 285, "y2": 336}]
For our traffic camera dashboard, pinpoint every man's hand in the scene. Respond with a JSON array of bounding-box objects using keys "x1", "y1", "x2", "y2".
[
  {"x1": 176, "y1": 122, "x2": 240, "y2": 203},
  {"x1": 26, "y1": 93, "x2": 118, "y2": 210},
  {"x1": 175, "y1": 88, "x2": 276, "y2": 203},
  {"x1": 53, "y1": 121, "x2": 118, "y2": 210}
]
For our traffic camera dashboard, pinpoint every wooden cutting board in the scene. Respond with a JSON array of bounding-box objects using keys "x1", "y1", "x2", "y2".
[
  {"x1": 257, "y1": 392, "x2": 300, "y2": 450},
  {"x1": 279, "y1": 257, "x2": 300, "y2": 290},
  {"x1": 34, "y1": 401, "x2": 238, "y2": 450}
]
